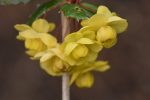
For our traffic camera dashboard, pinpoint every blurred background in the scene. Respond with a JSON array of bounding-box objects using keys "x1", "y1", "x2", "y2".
[{"x1": 0, "y1": 0, "x2": 150, "y2": 100}]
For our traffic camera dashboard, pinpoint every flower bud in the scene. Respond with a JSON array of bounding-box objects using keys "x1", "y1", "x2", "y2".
[
  {"x1": 25, "y1": 39, "x2": 46, "y2": 51},
  {"x1": 32, "y1": 19, "x2": 50, "y2": 33},
  {"x1": 96, "y1": 26, "x2": 117, "y2": 48},
  {"x1": 52, "y1": 57, "x2": 65, "y2": 73},
  {"x1": 72, "y1": 45, "x2": 89, "y2": 59},
  {"x1": 75, "y1": 72, "x2": 94, "y2": 88}
]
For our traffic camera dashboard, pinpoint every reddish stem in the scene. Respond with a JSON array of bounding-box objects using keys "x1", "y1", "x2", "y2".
[
  {"x1": 79, "y1": 3, "x2": 97, "y2": 13},
  {"x1": 66, "y1": 0, "x2": 80, "y2": 4}
]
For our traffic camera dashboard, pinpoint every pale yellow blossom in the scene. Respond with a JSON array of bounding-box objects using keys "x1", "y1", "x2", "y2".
[
  {"x1": 15, "y1": 19, "x2": 57, "y2": 56},
  {"x1": 81, "y1": 5, "x2": 128, "y2": 33},
  {"x1": 69, "y1": 61, "x2": 110, "y2": 88},
  {"x1": 61, "y1": 31, "x2": 102, "y2": 66}
]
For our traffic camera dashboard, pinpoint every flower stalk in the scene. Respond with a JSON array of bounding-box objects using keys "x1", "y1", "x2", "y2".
[
  {"x1": 61, "y1": 13, "x2": 71, "y2": 100},
  {"x1": 66, "y1": 0, "x2": 80, "y2": 4}
]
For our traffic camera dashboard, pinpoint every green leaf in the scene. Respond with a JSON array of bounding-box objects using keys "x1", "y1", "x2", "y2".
[
  {"x1": 80, "y1": 2, "x2": 98, "y2": 13},
  {"x1": 27, "y1": 0, "x2": 64, "y2": 25},
  {"x1": 0, "y1": 0, "x2": 31, "y2": 5},
  {"x1": 61, "y1": 3, "x2": 93, "y2": 21}
]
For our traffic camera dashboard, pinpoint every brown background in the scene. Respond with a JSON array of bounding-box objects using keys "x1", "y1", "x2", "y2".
[{"x1": 0, "y1": 0, "x2": 150, "y2": 100}]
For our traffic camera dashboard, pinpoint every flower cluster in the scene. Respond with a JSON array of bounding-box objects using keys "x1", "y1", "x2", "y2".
[{"x1": 15, "y1": 6, "x2": 128, "y2": 88}]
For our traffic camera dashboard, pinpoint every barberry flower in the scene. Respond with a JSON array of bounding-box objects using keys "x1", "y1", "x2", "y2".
[
  {"x1": 80, "y1": 6, "x2": 128, "y2": 48},
  {"x1": 15, "y1": 19, "x2": 57, "y2": 56},
  {"x1": 15, "y1": 18, "x2": 55, "y2": 33},
  {"x1": 69, "y1": 61, "x2": 110, "y2": 88},
  {"x1": 35, "y1": 46, "x2": 69, "y2": 76},
  {"x1": 75, "y1": 72, "x2": 94, "y2": 88},
  {"x1": 81, "y1": 6, "x2": 128, "y2": 33},
  {"x1": 96, "y1": 26, "x2": 117, "y2": 48},
  {"x1": 61, "y1": 31, "x2": 102, "y2": 66}
]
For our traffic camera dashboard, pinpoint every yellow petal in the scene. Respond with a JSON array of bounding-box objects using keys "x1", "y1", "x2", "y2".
[
  {"x1": 40, "y1": 59, "x2": 62, "y2": 76},
  {"x1": 21, "y1": 30, "x2": 57, "y2": 49},
  {"x1": 87, "y1": 14, "x2": 107, "y2": 31},
  {"x1": 60, "y1": 41, "x2": 67, "y2": 51},
  {"x1": 40, "y1": 52, "x2": 55, "y2": 62},
  {"x1": 76, "y1": 59, "x2": 87, "y2": 65},
  {"x1": 103, "y1": 38, "x2": 117, "y2": 48},
  {"x1": 25, "y1": 39, "x2": 32, "y2": 49},
  {"x1": 25, "y1": 39, "x2": 46, "y2": 51},
  {"x1": 64, "y1": 56, "x2": 76, "y2": 66},
  {"x1": 70, "y1": 72, "x2": 80, "y2": 85},
  {"x1": 79, "y1": 26, "x2": 96, "y2": 33},
  {"x1": 94, "y1": 61, "x2": 110, "y2": 72},
  {"x1": 87, "y1": 42, "x2": 103, "y2": 53},
  {"x1": 64, "y1": 32, "x2": 82, "y2": 42},
  {"x1": 107, "y1": 16, "x2": 128, "y2": 33},
  {"x1": 75, "y1": 72, "x2": 94, "y2": 88},
  {"x1": 112, "y1": 12, "x2": 117, "y2": 16},
  {"x1": 79, "y1": 28, "x2": 96, "y2": 40},
  {"x1": 97, "y1": 6, "x2": 112, "y2": 17},
  {"x1": 84, "y1": 51, "x2": 98, "y2": 62},
  {"x1": 81, "y1": 61, "x2": 110, "y2": 73},
  {"x1": 39, "y1": 33, "x2": 57, "y2": 48},
  {"x1": 33, "y1": 51, "x2": 46, "y2": 59},
  {"x1": 26, "y1": 50, "x2": 37, "y2": 56},
  {"x1": 64, "y1": 42, "x2": 78, "y2": 55},
  {"x1": 81, "y1": 19, "x2": 90, "y2": 26},
  {"x1": 14, "y1": 24, "x2": 31, "y2": 32},
  {"x1": 69, "y1": 63, "x2": 87, "y2": 73},
  {"x1": 52, "y1": 57, "x2": 64, "y2": 73},
  {"x1": 32, "y1": 19, "x2": 50, "y2": 33},
  {"x1": 96, "y1": 26, "x2": 117, "y2": 42},
  {"x1": 51, "y1": 47, "x2": 65, "y2": 60},
  {"x1": 49, "y1": 23, "x2": 56, "y2": 32},
  {"x1": 16, "y1": 35, "x2": 24, "y2": 40},
  {"x1": 19, "y1": 29, "x2": 39, "y2": 39},
  {"x1": 72, "y1": 45, "x2": 89, "y2": 59},
  {"x1": 96, "y1": 64, "x2": 110, "y2": 72},
  {"x1": 77, "y1": 38, "x2": 94, "y2": 44}
]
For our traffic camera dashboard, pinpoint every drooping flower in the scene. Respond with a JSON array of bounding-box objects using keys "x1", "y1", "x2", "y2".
[
  {"x1": 15, "y1": 18, "x2": 55, "y2": 33},
  {"x1": 34, "y1": 45, "x2": 70, "y2": 76},
  {"x1": 75, "y1": 72, "x2": 94, "y2": 88},
  {"x1": 15, "y1": 19, "x2": 57, "y2": 56},
  {"x1": 69, "y1": 61, "x2": 110, "y2": 88},
  {"x1": 61, "y1": 31, "x2": 103, "y2": 66},
  {"x1": 81, "y1": 6, "x2": 128, "y2": 33},
  {"x1": 80, "y1": 6, "x2": 128, "y2": 48},
  {"x1": 96, "y1": 26, "x2": 117, "y2": 48}
]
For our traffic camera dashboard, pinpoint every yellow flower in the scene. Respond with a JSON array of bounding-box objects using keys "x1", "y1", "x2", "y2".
[
  {"x1": 107, "y1": 16, "x2": 128, "y2": 33},
  {"x1": 20, "y1": 30, "x2": 57, "y2": 56},
  {"x1": 61, "y1": 31, "x2": 103, "y2": 66},
  {"x1": 15, "y1": 19, "x2": 57, "y2": 56},
  {"x1": 96, "y1": 26, "x2": 117, "y2": 48},
  {"x1": 75, "y1": 72, "x2": 94, "y2": 88},
  {"x1": 32, "y1": 19, "x2": 55, "y2": 33},
  {"x1": 81, "y1": 5, "x2": 128, "y2": 33},
  {"x1": 69, "y1": 61, "x2": 110, "y2": 88},
  {"x1": 15, "y1": 18, "x2": 55, "y2": 33},
  {"x1": 81, "y1": 6, "x2": 128, "y2": 48},
  {"x1": 35, "y1": 46, "x2": 69, "y2": 76}
]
